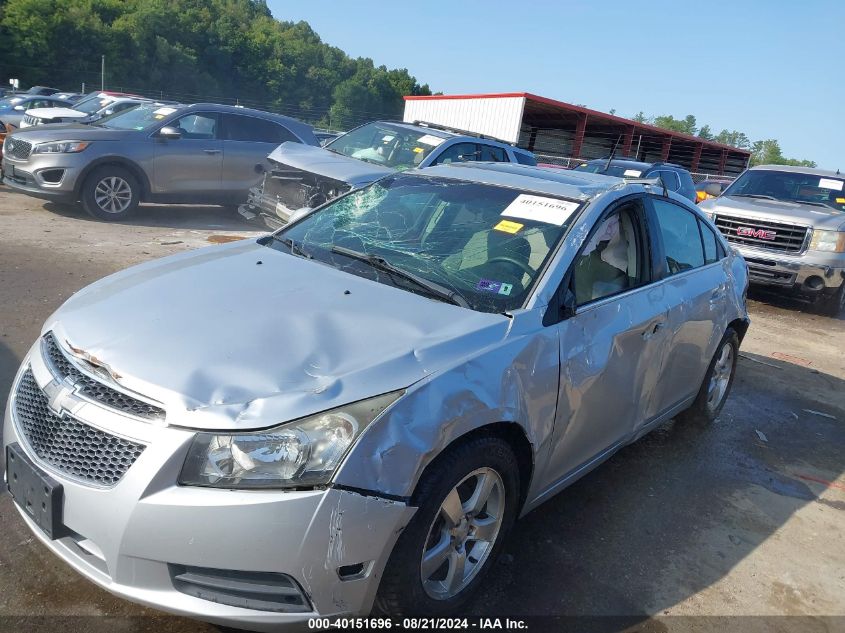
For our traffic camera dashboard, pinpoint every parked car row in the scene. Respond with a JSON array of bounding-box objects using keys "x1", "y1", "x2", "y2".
[{"x1": 3, "y1": 94, "x2": 843, "y2": 317}]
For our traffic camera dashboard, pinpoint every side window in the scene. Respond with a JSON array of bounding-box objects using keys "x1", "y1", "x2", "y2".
[
  {"x1": 479, "y1": 144, "x2": 507, "y2": 162},
  {"x1": 652, "y1": 198, "x2": 705, "y2": 274},
  {"x1": 572, "y1": 203, "x2": 646, "y2": 305},
  {"x1": 172, "y1": 113, "x2": 218, "y2": 140},
  {"x1": 653, "y1": 170, "x2": 681, "y2": 192},
  {"x1": 699, "y1": 219, "x2": 721, "y2": 264},
  {"x1": 515, "y1": 152, "x2": 537, "y2": 166},
  {"x1": 223, "y1": 114, "x2": 298, "y2": 144},
  {"x1": 432, "y1": 142, "x2": 479, "y2": 165}
]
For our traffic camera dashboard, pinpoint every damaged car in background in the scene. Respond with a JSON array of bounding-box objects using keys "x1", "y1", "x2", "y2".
[
  {"x1": 238, "y1": 119, "x2": 537, "y2": 229},
  {"x1": 4, "y1": 163, "x2": 748, "y2": 629}
]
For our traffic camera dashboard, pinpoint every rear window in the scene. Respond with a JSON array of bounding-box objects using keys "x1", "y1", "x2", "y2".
[{"x1": 223, "y1": 114, "x2": 299, "y2": 144}]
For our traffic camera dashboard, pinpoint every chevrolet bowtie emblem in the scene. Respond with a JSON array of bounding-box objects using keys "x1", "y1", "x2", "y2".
[{"x1": 47, "y1": 380, "x2": 84, "y2": 415}]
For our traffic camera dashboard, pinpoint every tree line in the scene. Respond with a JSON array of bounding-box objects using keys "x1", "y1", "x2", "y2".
[
  {"x1": 0, "y1": 0, "x2": 432, "y2": 130},
  {"x1": 631, "y1": 112, "x2": 815, "y2": 168}
]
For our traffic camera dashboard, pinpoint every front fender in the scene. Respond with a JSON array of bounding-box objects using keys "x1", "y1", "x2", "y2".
[{"x1": 333, "y1": 310, "x2": 560, "y2": 500}]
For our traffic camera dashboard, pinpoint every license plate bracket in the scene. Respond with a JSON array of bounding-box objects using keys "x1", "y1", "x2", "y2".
[{"x1": 6, "y1": 443, "x2": 65, "y2": 539}]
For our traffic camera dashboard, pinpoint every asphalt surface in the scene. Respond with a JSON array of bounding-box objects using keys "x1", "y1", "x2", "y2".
[{"x1": 0, "y1": 189, "x2": 843, "y2": 633}]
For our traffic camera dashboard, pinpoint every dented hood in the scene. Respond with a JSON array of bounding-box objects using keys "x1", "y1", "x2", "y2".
[
  {"x1": 267, "y1": 142, "x2": 395, "y2": 186},
  {"x1": 701, "y1": 195, "x2": 845, "y2": 230},
  {"x1": 45, "y1": 240, "x2": 509, "y2": 431}
]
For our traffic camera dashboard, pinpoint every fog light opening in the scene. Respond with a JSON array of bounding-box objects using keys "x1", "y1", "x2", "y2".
[
  {"x1": 40, "y1": 169, "x2": 64, "y2": 184},
  {"x1": 804, "y1": 276, "x2": 825, "y2": 291},
  {"x1": 337, "y1": 561, "x2": 373, "y2": 581}
]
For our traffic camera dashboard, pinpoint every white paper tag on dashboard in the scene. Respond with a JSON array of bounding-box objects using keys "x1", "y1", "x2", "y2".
[
  {"x1": 623, "y1": 169, "x2": 642, "y2": 177},
  {"x1": 416, "y1": 134, "x2": 445, "y2": 146},
  {"x1": 818, "y1": 178, "x2": 843, "y2": 191},
  {"x1": 501, "y1": 194, "x2": 580, "y2": 226}
]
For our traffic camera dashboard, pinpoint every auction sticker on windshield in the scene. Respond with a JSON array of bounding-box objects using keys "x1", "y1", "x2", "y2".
[
  {"x1": 623, "y1": 169, "x2": 642, "y2": 177},
  {"x1": 493, "y1": 219, "x2": 524, "y2": 234},
  {"x1": 501, "y1": 194, "x2": 579, "y2": 226},
  {"x1": 416, "y1": 134, "x2": 445, "y2": 146},
  {"x1": 154, "y1": 107, "x2": 177, "y2": 116}
]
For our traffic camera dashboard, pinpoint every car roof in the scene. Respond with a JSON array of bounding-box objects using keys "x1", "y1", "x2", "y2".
[
  {"x1": 412, "y1": 162, "x2": 623, "y2": 200},
  {"x1": 187, "y1": 102, "x2": 316, "y2": 139},
  {"x1": 749, "y1": 164, "x2": 843, "y2": 178},
  {"x1": 370, "y1": 120, "x2": 519, "y2": 148},
  {"x1": 585, "y1": 158, "x2": 688, "y2": 172}
]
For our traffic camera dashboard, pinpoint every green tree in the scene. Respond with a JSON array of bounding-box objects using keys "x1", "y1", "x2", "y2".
[
  {"x1": 0, "y1": 0, "x2": 431, "y2": 126},
  {"x1": 750, "y1": 139, "x2": 816, "y2": 167},
  {"x1": 697, "y1": 124, "x2": 713, "y2": 140},
  {"x1": 651, "y1": 113, "x2": 697, "y2": 135}
]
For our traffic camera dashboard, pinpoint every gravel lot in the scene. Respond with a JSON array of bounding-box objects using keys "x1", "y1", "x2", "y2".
[{"x1": 0, "y1": 189, "x2": 843, "y2": 632}]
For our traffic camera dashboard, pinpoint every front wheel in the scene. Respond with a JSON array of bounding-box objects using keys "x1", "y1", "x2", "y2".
[
  {"x1": 678, "y1": 328, "x2": 739, "y2": 425},
  {"x1": 376, "y1": 435, "x2": 519, "y2": 616},
  {"x1": 81, "y1": 166, "x2": 140, "y2": 221},
  {"x1": 817, "y1": 283, "x2": 845, "y2": 317}
]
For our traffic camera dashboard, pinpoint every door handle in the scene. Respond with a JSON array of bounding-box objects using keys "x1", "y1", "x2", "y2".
[
  {"x1": 642, "y1": 321, "x2": 665, "y2": 340},
  {"x1": 203, "y1": 149, "x2": 221, "y2": 154}
]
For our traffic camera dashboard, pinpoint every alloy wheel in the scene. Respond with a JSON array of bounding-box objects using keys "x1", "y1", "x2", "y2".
[
  {"x1": 706, "y1": 342, "x2": 734, "y2": 411},
  {"x1": 94, "y1": 176, "x2": 133, "y2": 214},
  {"x1": 420, "y1": 467, "x2": 505, "y2": 600}
]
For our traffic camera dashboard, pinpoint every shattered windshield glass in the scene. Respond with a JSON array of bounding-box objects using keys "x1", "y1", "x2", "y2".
[
  {"x1": 324, "y1": 122, "x2": 448, "y2": 170},
  {"x1": 276, "y1": 174, "x2": 582, "y2": 313}
]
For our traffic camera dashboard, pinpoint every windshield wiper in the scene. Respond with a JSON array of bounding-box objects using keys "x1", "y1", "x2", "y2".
[
  {"x1": 732, "y1": 194, "x2": 778, "y2": 200},
  {"x1": 330, "y1": 245, "x2": 469, "y2": 308},
  {"x1": 270, "y1": 234, "x2": 312, "y2": 259}
]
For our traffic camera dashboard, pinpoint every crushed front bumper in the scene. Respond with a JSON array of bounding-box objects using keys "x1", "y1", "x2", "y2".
[
  {"x1": 3, "y1": 350, "x2": 415, "y2": 631},
  {"x1": 238, "y1": 186, "x2": 309, "y2": 231}
]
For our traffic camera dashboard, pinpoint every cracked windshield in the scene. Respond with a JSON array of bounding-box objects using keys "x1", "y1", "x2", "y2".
[
  {"x1": 324, "y1": 122, "x2": 448, "y2": 170},
  {"x1": 276, "y1": 174, "x2": 582, "y2": 313}
]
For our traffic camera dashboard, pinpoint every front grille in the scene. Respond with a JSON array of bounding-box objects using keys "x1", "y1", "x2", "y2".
[
  {"x1": 22, "y1": 114, "x2": 38, "y2": 126},
  {"x1": 5, "y1": 137, "x2": 32, "y2": 160},
  {"x1": 42, "y1": 332, "x2": 165, "y2": 420},
  {"x1": 714, "y1": 214, "x2": 809, "y2": 254},
  {"x1": 13, "y1": 369, "x2": 145, "y2": 486}
]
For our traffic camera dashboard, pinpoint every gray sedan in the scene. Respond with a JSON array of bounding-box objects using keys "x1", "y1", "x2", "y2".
[
  {"x1": 3, "y1": 164, "x2": 748, "y2": 628},
  {"x1": 2, "y1": 102, "x2": 320, "y2": 220}
]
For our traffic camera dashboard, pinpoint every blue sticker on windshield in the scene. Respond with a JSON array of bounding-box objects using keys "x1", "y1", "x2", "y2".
[{"x1": 477, "y1": 279, "x2": 513, "y2": 296}]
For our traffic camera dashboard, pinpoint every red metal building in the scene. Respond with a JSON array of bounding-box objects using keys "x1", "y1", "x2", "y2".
[{"x1": 404, "y1": 92, "x2": 751, "y2": 177}]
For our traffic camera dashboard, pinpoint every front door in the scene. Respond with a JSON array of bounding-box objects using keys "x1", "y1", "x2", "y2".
[
  {"x1": 152, "y1": 111, "x2": 222, "y2": 196},
  {"x1": 544, "y1": 197, "x2": 670, "y2": 489}
]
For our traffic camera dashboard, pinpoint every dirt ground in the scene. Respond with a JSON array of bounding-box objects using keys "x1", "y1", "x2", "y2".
[{"x1": 0, "y1": 189, "x2": 842, "y2": 633}]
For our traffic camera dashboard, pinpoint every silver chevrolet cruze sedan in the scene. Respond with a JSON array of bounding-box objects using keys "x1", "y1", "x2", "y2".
[{"x1": 3, "y1": 163, "x2": 748, "y2": 629}]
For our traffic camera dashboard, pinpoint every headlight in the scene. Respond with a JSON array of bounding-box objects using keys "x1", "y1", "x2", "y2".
[
  {"x1": 33, "y1": 141, "x2": 89, "y2": 154},
  {"x1": 179, "y1": 391, "x2": 403, "y2": 489},
  {"x1": 809, "y1": 230, "x2": 845, "y2": 253}
]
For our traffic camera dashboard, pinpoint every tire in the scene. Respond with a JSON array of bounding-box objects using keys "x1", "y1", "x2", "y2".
[
  {"x1": 817, "y1": 283, "x2": 845, "y2": 317},
  {"x1": 81, "y1": 166, "x2": 140, "y2": 221},
  {"x1": 376, "y1": 435, "x2": 520, "y2": 616},
  {"x1": 678, "y1": 327, "x2": 739, "y2": 425}
]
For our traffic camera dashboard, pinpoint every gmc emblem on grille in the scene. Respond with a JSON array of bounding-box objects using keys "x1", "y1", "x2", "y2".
[{"x1": 737, "y1": 226, "x2": 776, "y2": 240}]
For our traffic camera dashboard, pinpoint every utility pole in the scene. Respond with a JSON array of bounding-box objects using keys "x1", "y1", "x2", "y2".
[{"x1": 101, "y1": 55, "x2": 105, "y2": 91}]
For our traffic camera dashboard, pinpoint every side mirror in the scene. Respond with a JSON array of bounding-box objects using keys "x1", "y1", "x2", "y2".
[
  {"x1": 704, "y1": 183, "x2": 722, "y2": 197},
  {"x1": 158, "y1": 126, "x2": 181, "y2": 140}
]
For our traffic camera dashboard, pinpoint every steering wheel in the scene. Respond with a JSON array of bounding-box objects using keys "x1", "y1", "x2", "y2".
[{"x1": 486, "y1": 256, "x2": 535, "y2": 278}]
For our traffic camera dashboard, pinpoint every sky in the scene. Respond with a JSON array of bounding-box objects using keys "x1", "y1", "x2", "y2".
[{"x1": 266, "y1": 0, "x2": 844, "y2": 170}]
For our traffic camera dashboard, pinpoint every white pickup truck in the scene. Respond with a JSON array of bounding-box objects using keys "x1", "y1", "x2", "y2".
[{"x1": 699, "y1": 165, "x2": 845, "y2": 315}]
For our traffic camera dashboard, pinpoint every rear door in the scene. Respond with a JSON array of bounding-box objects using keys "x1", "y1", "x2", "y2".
[
  {"x1": 642, "y1": 196, "x2": 730, "y2": 423},
  {"x1": 545, "y1": 196, "x2": 670, "y2": 484},
  {"x1": 152, "y1": 111, "x2": 222, "y2": 196},
  {"x1": 220, "y1": 113, "x2": 301, "y2": 196}
]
